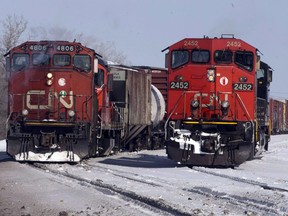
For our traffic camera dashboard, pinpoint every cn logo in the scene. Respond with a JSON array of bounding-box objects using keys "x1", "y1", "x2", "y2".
[
  {"x1": 220, "y1": 76, "x2": 229, "y2": 86},
  {"x1": 26, "y1": 90, "x2": 73, "y2": 109}
]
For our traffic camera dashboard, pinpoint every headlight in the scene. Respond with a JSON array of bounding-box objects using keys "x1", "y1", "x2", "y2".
[
  {"x1": 207, "y1": 69, "x2": 215, "y2": 82},
  {"x1": 191, "y1": 100, "x2": 199, "y2": 108},
  {"x1": 47, "y1": 73, "x2": 53, "y2": 79},
  {"x1": 46, "y1": 73, "x2": 53, "y2": 86},
  {"x1": 22, "y1": 109, "x2": 29, "y2": 116},
  {"x1": 46, "y1": 79, "x2": 53, "y2": 86},
  {"x1": 221, "y1": 101, "x2": 230, "y2": 109},
  {"x1": 68, "y1": 110, "x2": 75, "y2": 117}
]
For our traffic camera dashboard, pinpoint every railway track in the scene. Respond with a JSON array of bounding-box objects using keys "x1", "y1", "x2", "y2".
[
  {"x1": 27, "y1": 151, "x2": 288, "y2": 216},
  {"x1": 31, "y1": 162, "x2": 192, "y2": 216},
  {"x1": 83, "y1": 161, "x2": 288, "y2": 215},
  {"x1": 192, "y1": 167, "x2": 288, "y2": 193}
]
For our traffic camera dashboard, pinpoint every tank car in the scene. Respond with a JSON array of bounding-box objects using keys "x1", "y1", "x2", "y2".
[{"x1": 163, "y1": 35, "x2": 272, "y2": 166}]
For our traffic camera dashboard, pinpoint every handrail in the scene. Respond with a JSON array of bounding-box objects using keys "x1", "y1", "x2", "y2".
[
  {"x1": 164, "y1": 91, "x2": 254, "y2": 140},
  {"x1": 235, "y1": 92, "x2": 253, "y2": 122},
  {"x1": 164, "y1": 91, "x2": 186, "y2": 140}
]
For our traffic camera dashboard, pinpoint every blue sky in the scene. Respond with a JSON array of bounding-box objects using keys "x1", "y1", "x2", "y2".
[{"x1": 1, "y1": 0, "x2": 287, "y2": 97}]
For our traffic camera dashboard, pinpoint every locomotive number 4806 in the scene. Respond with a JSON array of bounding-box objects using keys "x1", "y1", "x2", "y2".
[{"x1": 170, "y1": 81, "x2": 189, "y2": 89}]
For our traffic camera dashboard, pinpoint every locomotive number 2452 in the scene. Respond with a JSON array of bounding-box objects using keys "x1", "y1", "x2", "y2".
[
  {"x1": 233, "y1": 83, "x2": 253, "y2": 91},
  {"x1": 170, "y1": 81, "x2": 189, "y2": 89}
]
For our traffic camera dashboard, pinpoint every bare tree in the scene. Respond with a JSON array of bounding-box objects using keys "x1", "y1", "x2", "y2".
[
  {"x1": 0, "y1": 15, "x2": 27, "y2": 139},
  {"x1": 0, "y1": 15, "x2": 27, "y2": 72},
  {"x1": 94, "y1": 41, "x2": 128, "y2": 64},
  {"x1": 28, "y1": 26, "x2": 128, "y2": 64}
]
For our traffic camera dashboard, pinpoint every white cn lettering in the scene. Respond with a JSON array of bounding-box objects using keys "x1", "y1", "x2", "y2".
[
  {"x1": 26, "y1": 90, "x2": 51, "y2": 110},
  {"x1": 54, "y1": 91, "x2": 73, "y2": 109},
  {"x1": 26, "y1": 90, "x2": 73, "y2": 110}
]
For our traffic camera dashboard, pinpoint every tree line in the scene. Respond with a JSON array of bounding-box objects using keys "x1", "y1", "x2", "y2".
[{"x1": 0, "y1": 15, "x2": 128, "y2": 139}]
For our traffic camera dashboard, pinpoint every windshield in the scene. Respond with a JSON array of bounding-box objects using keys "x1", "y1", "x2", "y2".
[
  {"x1": 73, "y1": 54, "x2": 91, "y2": 72},
  {"x1": 235, "y1": 51, "x2": 253, "y2": 71},
  {"x1": 191, "y1": 50, "x2": 210, "y2": 63},
  {"x1": 32, "y1": 53, "x2": 50, "y2": 65},
  {"x1": 171, "y1": 50, "x2": 189, "y2": 69},
  {"x1": 12, "y1": 53, "x2": 29, "y2": 71},
  {"x1": 214, "y1": 50, "x2": 233, "y2": 64},
  {"x1": 53, "y1": 54, "x2": 71, "y2": 66}
]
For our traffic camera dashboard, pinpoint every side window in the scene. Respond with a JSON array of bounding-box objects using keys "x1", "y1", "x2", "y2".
[
  {"x1": 53, "y1": 54, "x2": 71, "y2": 66},
  {"x1": 171, "y1": 50, "x2": 189, "y2": 69},
  {"x1": 191, "y1": 50, "x2": 210, "y2": 64},
  {"x1": 235, "y1": 51, "x2": 254, "y2": 71},
  {"x1": 94, "y1": 69, "x2": 104, "y2": 87},
  {"x1": 73, "y1": 54, "x2": 91, "y2": 72},
  {"x1": 12, "y1": 53, "x2": 29, "y2": 71},
  {"x1": 32, "y1": 53, "x2": 50, "y2": 65},
  {"x1": 214, "y1": 50, "x2": 232, "y2": 64}
]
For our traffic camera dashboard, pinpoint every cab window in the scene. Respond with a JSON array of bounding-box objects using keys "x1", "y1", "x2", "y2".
[
  {"x1": 32, "y1": 53, "x2": 50, "y2": 65},
  {"x1": 94, "y1": 69, "x2": 104, "y2": 87},
  {"x1": 73, "y1": 54, "x2": 91, "y2": 72},
  {"x1": 12, "y1": 53, "x2": 29, "y2": 71},
  {"x1": 235, "y1": 51, "x2": 253, "y2": 71},
  {"x1": 53, "y1": 54, "x2": 71, "y2": 66},
  {"x1": 191, "y1": 50, "x2": 210, "y2": 64},
  {"x1": 214, "y1": 50, "x2": 233, "y2": 64},
  {"x1": 171, "y1": 50, "x2": 189, "y2": 69}
]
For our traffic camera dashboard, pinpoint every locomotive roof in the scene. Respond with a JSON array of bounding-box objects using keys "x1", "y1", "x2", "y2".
[
  {"x1": 6, "y1": 40, "x2": 102, "y2": 57},
  {"x1": 164, "y1": 36, "x2": 257, "y2": 52}
]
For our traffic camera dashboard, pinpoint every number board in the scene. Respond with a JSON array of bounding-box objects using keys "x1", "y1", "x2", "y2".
[
  {"x1": 29, "y1": 45, "x2": 47, "y2": 51},
  {"x1": 56, "y1": 45, "x2": 75, "y2": 52},
  {"x1": 233, "y1": 83, "x2": 253, "y2": 91},
  {"x1": 170, "y1": 81, "x2": 189, "y2": 89},
  {"x1": 28, "y1": 44, "x2": 75, "y2": 52}
]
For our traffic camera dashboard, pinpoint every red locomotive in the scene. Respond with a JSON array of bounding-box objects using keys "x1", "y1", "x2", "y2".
[
  {"x1": 163, "y1": 35, "x2": 272, "y2": 166},
  {"x1": 5, "y1": 41, "x2": 165, "y2": 162}
]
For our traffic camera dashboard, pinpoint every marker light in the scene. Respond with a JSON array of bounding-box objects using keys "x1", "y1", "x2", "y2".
[
  {"x1": 175, "y1": 75, "x2": 183, "y2": 81},
  {"x1": 239, "y1": 76, "x2": 248, "y2": 82}
]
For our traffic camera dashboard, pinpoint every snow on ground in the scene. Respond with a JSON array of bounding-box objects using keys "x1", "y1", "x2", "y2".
[
  {"x1": 204, "y1": 135, "x2": 288, "y2": 188},
  {"x1": 1, "y1": 135, "x2": 288, "y2": 215}
]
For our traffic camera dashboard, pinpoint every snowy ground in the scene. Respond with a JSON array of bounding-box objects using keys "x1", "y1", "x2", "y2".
[{"x1": 1, "y1": 135, "x2": 288, "y2": 216}]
